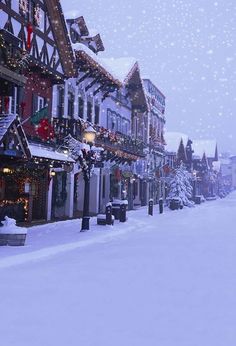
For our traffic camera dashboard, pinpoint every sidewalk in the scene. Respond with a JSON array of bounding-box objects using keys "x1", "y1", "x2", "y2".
[{"x1": 0, "y1": 205, "x2": 162, "y2": 269}]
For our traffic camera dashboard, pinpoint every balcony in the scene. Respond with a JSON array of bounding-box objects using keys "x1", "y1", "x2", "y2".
[{"x1": 52, "y1": 117, "x2": 146, "y2": 159}]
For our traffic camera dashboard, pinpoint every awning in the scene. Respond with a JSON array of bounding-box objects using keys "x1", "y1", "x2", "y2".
[{"x1": 28, "y1": 144, "x2": 75, "y2": 163}]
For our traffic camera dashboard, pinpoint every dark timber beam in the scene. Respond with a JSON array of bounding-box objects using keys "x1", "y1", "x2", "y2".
[
  {"x1": 93, "y1": 84, "x2": 106, "y2": 96},
  {"x1": 76, "y1": 70, "x2": 92, "y2": 85},
  {"x1": 85, "y1": 77, "x2": 101, "y2": 92}
]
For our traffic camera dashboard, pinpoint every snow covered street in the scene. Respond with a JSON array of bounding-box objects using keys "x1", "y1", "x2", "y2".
[{"x1": 1, "y1": 192, "x2": 236, "y2": 346}]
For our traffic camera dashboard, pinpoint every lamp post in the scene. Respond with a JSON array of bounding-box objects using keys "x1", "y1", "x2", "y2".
[{"x1": 81, "y1": 126, "x2": 96, "y2": 232}]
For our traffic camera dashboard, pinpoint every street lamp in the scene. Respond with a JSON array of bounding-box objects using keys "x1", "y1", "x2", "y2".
[{"x1": 81, "y1": 126, "x2": 97, "y2": 232}]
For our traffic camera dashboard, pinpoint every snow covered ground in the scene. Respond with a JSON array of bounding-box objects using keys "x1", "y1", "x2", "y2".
[{"x1": 1, "y1": 192, "x2": 236, "y2": 346}]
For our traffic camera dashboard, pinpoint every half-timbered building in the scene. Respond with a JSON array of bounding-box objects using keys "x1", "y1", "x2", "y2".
[
  {"x1": 0, "y1": 0, "x2": 75, "y2": 224},
  {"x1": 143, "y1": 78, "x2": 166, "y2": 204},
  {"x1": 52, "y1": 15, "x2": 149, "y2": 216}
]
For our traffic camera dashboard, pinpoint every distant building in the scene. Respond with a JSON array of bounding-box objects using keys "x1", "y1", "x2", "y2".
[{"x1": 230, "y1": 156, "x2": 236, "y2": 189}]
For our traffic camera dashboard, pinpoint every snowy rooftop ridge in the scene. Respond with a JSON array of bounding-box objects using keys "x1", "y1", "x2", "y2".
[
  {"x1": 100, "y1": 57, "x2": 138, "y2": 84},
  {"x1": 72, "y1": 43, "x2": 141, "y2": 87},
  {"x1": 72, "y1": 43, "x2": 122, "y2": 84},
  {"x1": 192, "y1": 139, "x2": 217, "y2": 159},
  {"x1": 165, "y1": 131, "x2": 189, "y2": 153}
]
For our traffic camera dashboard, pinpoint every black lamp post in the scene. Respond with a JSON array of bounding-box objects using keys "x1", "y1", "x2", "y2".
[{"x1": 81, "y1": 126, "x2": 96, "y2": 232}]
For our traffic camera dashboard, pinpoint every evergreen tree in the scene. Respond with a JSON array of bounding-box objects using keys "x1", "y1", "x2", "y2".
[{"x1": 168, "y1": 162, "x2": 194, "y2": 207}]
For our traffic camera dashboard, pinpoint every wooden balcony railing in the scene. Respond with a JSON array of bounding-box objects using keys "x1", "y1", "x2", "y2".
[{"x1": 52, "y1": 117, "x2": 146, "y2": 158}]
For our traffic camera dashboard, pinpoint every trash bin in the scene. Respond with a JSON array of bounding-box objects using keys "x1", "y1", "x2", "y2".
[
  {"x1": 120, "y1": 202, "x2": 127, "y2": 222},
  {"x1": 106, "y1": 203, "x2": 113, "y2": 225},
  {"x1": 148, "y1": 199, "x2": 153, "y2": 215},
  {"x1": 159, "y1": 198, "x2": 164, "y2": 214},
  {"x1": 169, "y1": 198, "x2": 180, "y2": 210},
  {"x1": 112, "y1": 200, "x2": 121, "y2": 220},
  {"x1": 194, "y1": 196, "x2": 201, "y2": 204}
]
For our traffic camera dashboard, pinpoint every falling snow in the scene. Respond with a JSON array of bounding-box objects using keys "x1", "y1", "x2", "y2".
[{"x1": 62, "y1": 0, "x2": 236, "y2": 152}]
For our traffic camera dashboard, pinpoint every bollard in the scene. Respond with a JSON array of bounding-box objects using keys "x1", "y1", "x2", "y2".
[
  {"x1": 148, "y1": 199, "x2": 153, "y2": 216},
  {"x1": 159, "y1": 198, "x2": 163, "y2": 214},
  {"x1": 119, "y1": 203, "x2": 127, "y2": 222},
  {"x1": 106, "y1": 203, "x2": 113, "y2": 225}
]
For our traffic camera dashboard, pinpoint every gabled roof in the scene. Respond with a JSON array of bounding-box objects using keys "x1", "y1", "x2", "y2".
[
  {"x1": 192, "y1": 139, "x2": 218, "y2": 159},
  {"x1": 0, "y1": 114, "x2": 31, "y2": 159},
  {"x1": 73, "y1": 43, "x2": 122, "y2": 87},
  {"x1": 101, "y1": 58, "x2": 148, "y2": 112},
  {"x1": 165, "y1": 132, "x2": 189, "y2": 153},
  {"x1": 100, "y1": 57, "x2": 138, "y2": 84}
]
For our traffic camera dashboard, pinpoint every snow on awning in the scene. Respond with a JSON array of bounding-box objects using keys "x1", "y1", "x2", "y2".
[
  {"x1": 0, "y1": 114, "x2": 31, "y2": 159},
  {"x1": 28, "y1": 144, "x2": 75, "y2": 163},
  {"x1": 0, "y1": 114, "x2": 16, "y2": 143}
]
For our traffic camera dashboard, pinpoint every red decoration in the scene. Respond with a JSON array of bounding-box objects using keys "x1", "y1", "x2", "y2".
[
  {"x1": 114, "y1": 168, "x2": 121, "y2": 181},
  {"x1": 4, "y1": 96, "x2": 10, "y2": 113},
  {"x1": 36, "y1": 119, "x2": 54, "y2": 141},
  {"x1": 26, "y1": 23, "x2": 33, "y2": 50},
  {"x1": 163, "y1": 164, "x2": 170, "y2": 174}
]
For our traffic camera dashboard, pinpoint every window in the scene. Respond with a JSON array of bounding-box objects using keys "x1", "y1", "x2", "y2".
[
  {"x1": 107, "y1": 109, "x2": 116, "y2": 131},
  {"x1": 19, "y1": 0, "x2": 29, "y2": 18},
  {"x1": 94, "y1": 104, "x2": 100, "y2": 125},
  {"x1": 8, "y1": 87, "x2": 17, "y2": 114},
  {"x1": 78, "y1": 96, "x2": 84, "y2": 118},
  {"x1": 57, "y1": 86, "x2": 64, "y2": 118},
  {"x1": 122, "y1": 118, "x2": 130, "y2": 135},
  {"x1": 87, "y1": 100, "x2": 92, "y2": 122},
  {"x1": 37, "y1": 96, "x2": 45, "y2": 111},
  {"x1": 68, "y1": 91, "x2": 74, "y2": 117},
  {"x1": 116, "y1": 114, "x2": 122, "y2": 132},
  {"x1": 32, "y1": 94, "x2": 45, "y2": 115}
]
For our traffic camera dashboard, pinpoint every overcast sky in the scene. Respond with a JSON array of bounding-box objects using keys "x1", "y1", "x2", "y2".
[{"x1": 61, "y1": 0, "x2": 236, "y2": 154}]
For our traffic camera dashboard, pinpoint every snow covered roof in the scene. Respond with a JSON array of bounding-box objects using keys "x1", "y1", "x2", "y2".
[
  {"x1": 220, "y1": 158, "x2": 231, "y2": 165},
  {"x1": 29, "y1": 144, "x2": 75, "y2": 163},
  {"x1": 192, "y1": 139, "x2": 217, "y2": 159},
  {"x1": 0, "y1": 114, "x2": 16, "y2": 143},
  {"x1": 212, "y1": 160, "x2": 221, "y2": 172},
  {"x1": 165, "y1": 132, "x2": 189, "y2": 153},
  {"x1": 100, "y1": 57, "x2": 138, "y2": 84},
  {"x1": 73, "y1": 43, "x2": 138, "y2": 85},
  {"x1": 0, "y1": 114, "x2": 31, "y2": 158},
  {"x1": 73, "y1": 43, "x2": 122, "y2": 86}
]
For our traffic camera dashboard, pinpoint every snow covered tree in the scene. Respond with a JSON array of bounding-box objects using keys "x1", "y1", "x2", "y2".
[{"x1": 167, "y1": 162, "x2": 194, "y2": 207}]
